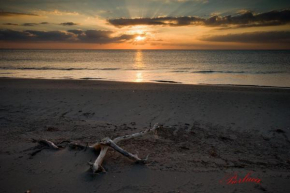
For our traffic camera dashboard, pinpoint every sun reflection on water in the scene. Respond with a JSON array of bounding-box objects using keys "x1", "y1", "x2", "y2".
[
  {"x1": 135, "y1": 72, "x2": 143, "y2": 82},
  {"x1": 134, "y1": 50, "x2": 144, "y2": 82},
  {"x1": 135, "y1": 50, "x2": 144, "y2": 68}
]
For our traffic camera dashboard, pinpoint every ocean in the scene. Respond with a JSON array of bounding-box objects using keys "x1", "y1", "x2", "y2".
[{"x1": 0, "y1": 49, "x2": 290, "y2": 87}]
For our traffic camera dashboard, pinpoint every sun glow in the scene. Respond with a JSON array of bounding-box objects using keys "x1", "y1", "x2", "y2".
[{"x1": 135, "y1": 36, "x2": 145, "y2": 41}]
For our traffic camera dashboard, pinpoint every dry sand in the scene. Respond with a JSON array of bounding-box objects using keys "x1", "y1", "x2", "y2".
[{"x1": 0, "y1": 78, "x2": 290, "y2": 193}]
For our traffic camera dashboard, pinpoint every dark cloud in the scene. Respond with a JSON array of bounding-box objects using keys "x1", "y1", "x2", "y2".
[
  {"x1": 68, "y1": 29, "x2": 83, "y2": 35},
  {"x1": 108, "y1": 9, "x2": 290, "y2": 28},
  {"x1": 205, "y1": 10, "x2": 290, "y2": 28},
  {"x1": 78, "y1": 30, "x2": 112, "y2": 43},
  {"x1": 201, "y1": 31, "x2": 290, "y2": 43},
  {"x1": 60, "y1": 22, "x2": 78, "y2": 26},
  {"x1": 0, "y1": 30, "x2": 32, "y2": 41},
  {"x1": 0, "y1": 11, "x2": 38, "y2": 17},
  {"x1": 109, "y1": 16, "x2": 203, "y2": 27},
  {"x1": 71, "y1": 29, "x2": 135, "y2": 43},
  {"x1": 22, "y1": 23, "x2": 38, "y2": 26},
  {"x1": 25, "y1": 30, "x2": 75, "y2": 42},
  {"x1": 3, "y1": 23, "x2": 18, "y2": 26},
  {"x1": 4, "y1": 22, "x2": 49, "y2": 26},
  {"x1": 0, "y1": 29, "x2": 135, "y2": 44}
]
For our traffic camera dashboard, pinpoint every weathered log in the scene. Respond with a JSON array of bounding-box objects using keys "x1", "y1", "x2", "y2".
[
  {"x1": 32, "y1": 123, "x2": 161, "y2": 173},
  {"x1": 37, "y1": 139, "x2": 60, "y2": 150},
  {"x1": 89, "y1": 123, "x2": 160, "y2": 173},
  {"x1": 29, "y1": 139, "x2": 61, "y2": 157},
  {"x1": 89, "y1": 145, "x2": 109, "y2": 173},
  {"x1": 113, "y1": 123, "x2": 160, "y2": 143},
  {"x1": 69, "y1": 142, "x2": 89, "y2": 150},
  {"x1": 106, "y1": 139, "x2": 144, "y2": 161}
]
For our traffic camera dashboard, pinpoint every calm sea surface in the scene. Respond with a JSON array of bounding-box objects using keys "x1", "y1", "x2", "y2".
[{"x1": 0, "y1": 50, "x2": 290, "y2": 87}]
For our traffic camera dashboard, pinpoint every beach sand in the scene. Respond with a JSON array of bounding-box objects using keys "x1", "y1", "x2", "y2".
[{"x1": 0, "y1": 78, "x2": 290, "y2": 193}]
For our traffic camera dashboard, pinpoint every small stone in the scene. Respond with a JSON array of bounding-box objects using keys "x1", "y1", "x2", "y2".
[
  {"x1": 46, "y1": 126, "x2": 59, "y2": 132},
  {"x1": 276, "y1": 129, "x2": 285, "y2": 133}
]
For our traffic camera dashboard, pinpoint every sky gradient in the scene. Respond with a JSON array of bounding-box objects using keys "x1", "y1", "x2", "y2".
[{"x1": 0, "y1": 0, "x2": 290, "y2": 49}]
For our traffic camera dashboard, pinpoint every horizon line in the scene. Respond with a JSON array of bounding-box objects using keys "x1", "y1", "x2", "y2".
[{"x1": 1, "y1": 48, "x2": 290, "y2": 51}]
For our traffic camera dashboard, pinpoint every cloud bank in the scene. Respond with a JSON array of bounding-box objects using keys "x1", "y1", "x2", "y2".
[
  {"x1": 60, "y1": 22, "x2": 78, "y2": 26},
  {"x1": 108, "y1": 9, "x2": 290, "y2": 28},
  {"x1": 0, "y1": 29, "x2": 135, "y2": 44},
  {"x1": 0, "y1": 11, "x2": 38, "y2": 17},
  {"x1": 3, "y1": 23, "x2": 18, "y2": 26},
  {"x1": 201, "y1": 31, "x2": 290, "y2": 43}
]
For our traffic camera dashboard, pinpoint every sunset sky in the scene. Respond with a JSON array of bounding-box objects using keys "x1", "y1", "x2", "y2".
[{"x1": 0, "y1": 0, "x2": 290, "y2": 49}]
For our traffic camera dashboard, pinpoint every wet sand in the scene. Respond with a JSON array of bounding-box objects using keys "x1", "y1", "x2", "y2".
[{"x1": 0, "y1": 78, "x2": 290, "y2": 193}]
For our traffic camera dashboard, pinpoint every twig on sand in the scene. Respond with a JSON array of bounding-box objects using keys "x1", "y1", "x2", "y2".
[{"x1": 31, "y1": 123, "x2": 161, "y2": 173}]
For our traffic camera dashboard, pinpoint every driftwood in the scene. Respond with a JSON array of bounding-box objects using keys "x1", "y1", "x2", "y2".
[{"x1": 31, "y1": 123, "x2": 161, "y2": 173}]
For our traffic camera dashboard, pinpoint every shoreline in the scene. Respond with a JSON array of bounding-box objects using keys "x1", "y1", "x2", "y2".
[{"x1": 1, "y1": 77, "x2": 290, "y2": 90}]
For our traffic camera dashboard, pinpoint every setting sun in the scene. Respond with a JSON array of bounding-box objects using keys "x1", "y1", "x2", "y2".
[{"x1": 135, "y1": 36, "x2": 145, "y2": 41}]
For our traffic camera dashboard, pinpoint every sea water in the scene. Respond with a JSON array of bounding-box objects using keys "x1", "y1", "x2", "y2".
[{"x1": 1, "y1": 49, "x2": 290, "y2": 87}]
